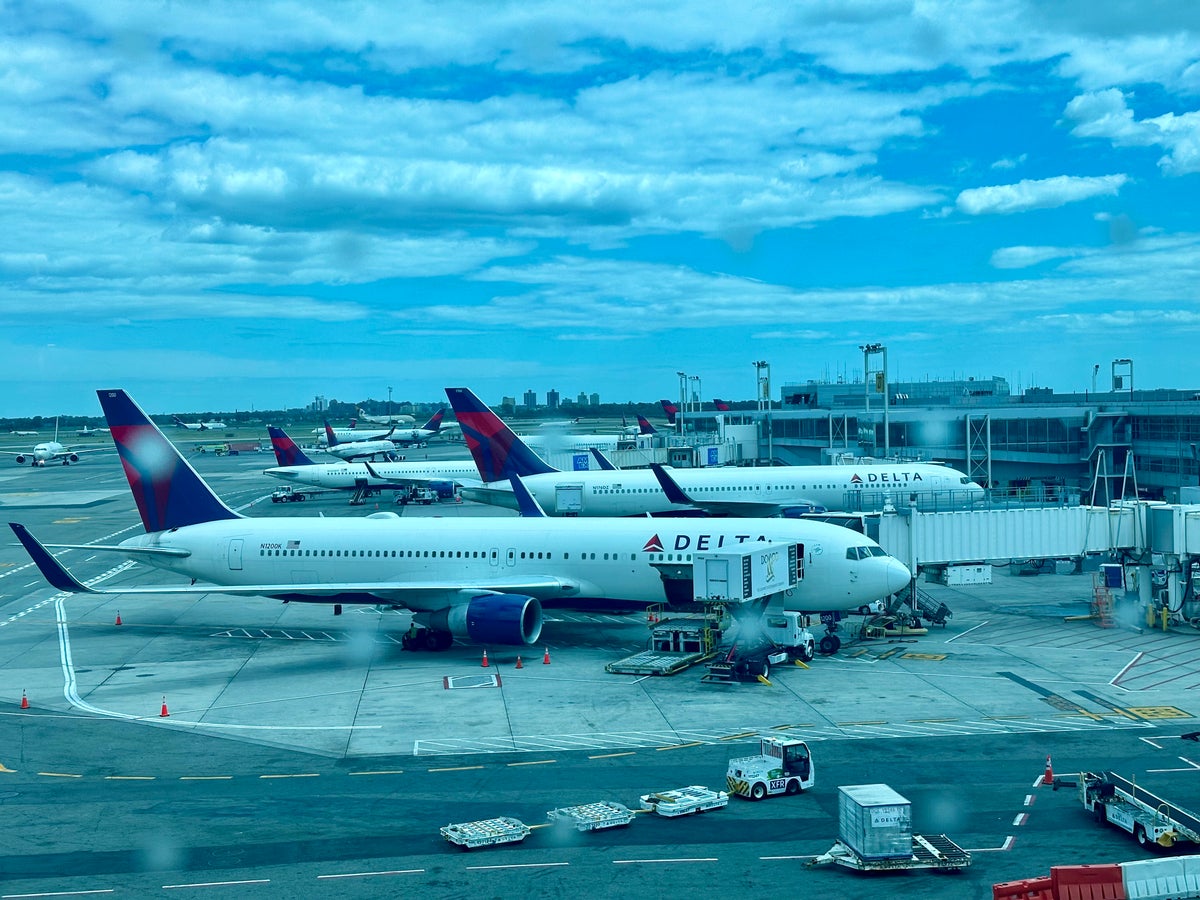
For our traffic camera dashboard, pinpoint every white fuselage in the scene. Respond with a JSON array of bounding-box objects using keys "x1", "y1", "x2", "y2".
[
  {"x1": 321, "y1": 438, "x2": 399, "y2": 462},
  {"x1": 18, "y1": 441, "x2": 76, "y2": 466},
  {"x1": 465, "y1": 463, "x2": 983, "y2": 516},
  {"x1": 265, "y1": 459, "x2": 481, "y2": 489},
  {"x1": 315, "y1": 426, "x2": 396, "y2": 445},
  {"x1": 119, "y1": 514, "x2": 911, "y2": 613}
]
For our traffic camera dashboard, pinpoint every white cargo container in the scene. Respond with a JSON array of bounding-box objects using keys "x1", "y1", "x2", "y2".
[
  {"x1": 838, "y1": 784, "x2": 913, "y2": 860},
  {"x1": 693, "y1": 542, "x2": 800, "y2": 603}
]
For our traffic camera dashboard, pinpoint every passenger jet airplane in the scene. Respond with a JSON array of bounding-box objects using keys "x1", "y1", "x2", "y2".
[
  {"x1": 446, "y1": 387, "x2": 985, "y2": 517},
  {"x1": 385, "y1": 409, "x2": 449, "y2": 447},
  {"x1": 321, "y1": 421, "x2": 400, "y2": 462},
  {"x1": 356, "y1": 407, "x2": 416, "y2": 425},
  {"x1": 172, "y1": 415, "x2": 227, "y2": 431},
  {"x1": 11, "y1": 389, "x2": 909, "y2": 650},
  {"x1": 4, "y1": 420, "x2": 109, "y2": 467},
  {"x1": 265, "y1": 426, "x2": 480, "y2": 501}
]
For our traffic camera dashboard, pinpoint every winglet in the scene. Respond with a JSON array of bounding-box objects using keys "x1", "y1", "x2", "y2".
[
  {"x1": 362, "y1": 460, "x2": 399, "y2": 483},
  {"x1": 9, "y1": 523, "x2": 96, "y2": 593},
  {"x1": 444, "y1": 388, "x2": 557, "y2": 481},
  {"x1": 507, "y1": 474, "x2": 547, "y2": 517},
  {"x1": 650, "y1": 463, "x2": 694, "y2": 506},
  {"x1": 268, "y1": 426, "x2": 316, "y2": 467},
  {"x1": 589, "y1": 447, "x2": 618, "y2": 471}
]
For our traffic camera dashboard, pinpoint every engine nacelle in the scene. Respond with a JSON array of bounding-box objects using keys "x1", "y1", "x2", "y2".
[
  {"x1": 68, "y1": 453, "x2": 79, "y2": 463},
  {"x1": 15, "y1": 454, "x2": 25, "y2": 464},
  {"x1": 426, "y1": 592, "x2": 543, "y2": 646}
]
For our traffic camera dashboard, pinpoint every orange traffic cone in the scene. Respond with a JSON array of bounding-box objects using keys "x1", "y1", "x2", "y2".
[
  {"x1": 20, "y1": 690, "x2": 29, "y2": 710},
  {"x1": 1043, "y1": 754, "x2": 1054, "y2": 786},
  {"x1": 481, "y1": 649, "x2": 489, "y2": 668},
  {"x1": 160, "y1": 696, "x2": 170, "y2": 718},
  {"x1": 542, "y1": 647, "x2": 551, "y2": 665},
  {"x1": 115, "y1": 611, "x2": 122, "y2": 626},
  {"x1": 515, "y1": 656, "x2": 523, "y2": 669}
]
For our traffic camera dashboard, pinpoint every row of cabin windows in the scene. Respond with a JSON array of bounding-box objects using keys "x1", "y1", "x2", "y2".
[
  {"x1": 259, "y1": 548, "x2": 697, "y2": 562},
  {"x1": 591, "y1": 484, "x2": 855, "y2": 494}
]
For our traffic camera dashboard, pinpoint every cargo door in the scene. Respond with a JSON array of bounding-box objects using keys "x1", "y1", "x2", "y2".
[
  {"x1": 227, "y1": 539, "x2": 244, "y2": 571},
  {"x1": 555, "y1": 483, "x2": 583, "y2": 515}
]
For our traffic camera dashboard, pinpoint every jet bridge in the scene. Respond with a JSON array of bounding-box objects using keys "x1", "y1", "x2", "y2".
[{"x1": 875, "y1": 501, "x2": 1200, "y2": 626}]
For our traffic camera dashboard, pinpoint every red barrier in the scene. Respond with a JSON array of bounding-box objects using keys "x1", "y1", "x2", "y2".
[
  {"x1": 993, "y1": 876, "x2": 1054, "y2": 900},
  {"x1": 1050, "y1": 863, "x2": 1125, "y2": 900}
]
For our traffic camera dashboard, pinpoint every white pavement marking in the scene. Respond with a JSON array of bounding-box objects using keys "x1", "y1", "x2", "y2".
[{"x1": 316, "y1": 870, "x2": 425, "y2": 880}]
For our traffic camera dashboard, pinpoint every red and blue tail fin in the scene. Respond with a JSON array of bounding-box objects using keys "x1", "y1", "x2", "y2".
[
  {"x1": 422, "y1": 409, "x2": 445, "y2": 433},
  {"x1": 712, "y1": 398, "x2": 731, "y2": 412},
  {"x1": 444, "y1": 388, "x2": 557, "y2": 481},
  {"x1": 268, "y1": 426, "x2": 316, "y2": 467},
  {"x1": 659, "y1": 399, "x2": 678, "y2": 425},
  {"x1": 636, "y1": 415, "x2": 657, "y2": 435},
  {"x1": 97, "y1": 390, "x2": 241, "y2": 532}
]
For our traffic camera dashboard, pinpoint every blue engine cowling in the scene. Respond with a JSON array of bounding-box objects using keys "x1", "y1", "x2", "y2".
[{"x1": 427, "y1": 592, "x2": 543, "y2": 646}]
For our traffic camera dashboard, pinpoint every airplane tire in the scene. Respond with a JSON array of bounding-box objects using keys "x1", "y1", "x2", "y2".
[{"x1": 818, "y1": 635, "x2": 841, "y2": 654}]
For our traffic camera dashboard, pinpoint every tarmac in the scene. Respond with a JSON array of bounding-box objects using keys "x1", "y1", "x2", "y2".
[{"x1": 1, "y1": 447, "x2": 1198, "y2": 897}]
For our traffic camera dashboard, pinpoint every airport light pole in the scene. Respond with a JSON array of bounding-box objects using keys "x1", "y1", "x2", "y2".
[
  {"x1": 860, "y1": 343, "x2": 888, "y2": 457},
  {"x1": 676, "y1": 370, "x2": 687, "y2": 436},
  {"x1": 688, "y1": 375, "x2": 701, "y2": 416},
  {"x1": 387, "y1": 385, "x2": 393, "y2": 420},
  {"x1": 753, "y1": 360, "x2": 771, "y2": 463}
]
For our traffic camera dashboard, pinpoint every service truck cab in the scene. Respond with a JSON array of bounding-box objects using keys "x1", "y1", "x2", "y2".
[{"x1": 727, "y1": 736, "x2": 814, "y2": 800}]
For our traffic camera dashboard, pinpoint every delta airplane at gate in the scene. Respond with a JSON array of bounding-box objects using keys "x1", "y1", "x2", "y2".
[
  {"x1": 446, "y1": 387, "x2": 984, "y2": 517},
  {"x1": 11, "y1": 390, "x2": 910, "y2": 651}
]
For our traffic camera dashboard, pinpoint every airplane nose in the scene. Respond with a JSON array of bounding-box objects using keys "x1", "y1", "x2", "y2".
[{"x1": 886, "y1": 557, "x2": 912, "y2": 595}]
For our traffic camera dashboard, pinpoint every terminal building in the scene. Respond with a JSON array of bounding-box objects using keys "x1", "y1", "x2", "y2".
[{"x1": 752, "y1": 375, "x2": 1200, "y2": 507}]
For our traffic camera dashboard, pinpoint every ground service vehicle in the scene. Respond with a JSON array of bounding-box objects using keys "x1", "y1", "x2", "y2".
[
  {"x1": 727, "y1": 737, "x2": 814, "y2": 800},
  {"x1": 440, "y1": 817, "x2": 531, "y2": 850},
  {"x1": 270, "y1": 486, "x2": 307, "y2": 503},
  {"x1": 396, "y1": 487, "x2": 437, "y2": 505},
  {"x1": 546, "y1": 801, "x2": 635, "y2": 831},
  {"x1": 639, "y1": 785, "x2": 728, "y2": 817},
  {"x1": 704, "y1": 610, "x2": 815, "y2": 683},
  {"x1": 1080, "y1": 771, "x2": 1200, "y2": 848}
]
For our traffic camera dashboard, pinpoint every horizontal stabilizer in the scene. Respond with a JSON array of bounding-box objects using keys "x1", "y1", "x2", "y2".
[
  {"x1": 508, "y1": 474, "x2": 547, "y2": 517},
  {"x1": 10, "y1": 523, "x2": 98, "y2": 594}
]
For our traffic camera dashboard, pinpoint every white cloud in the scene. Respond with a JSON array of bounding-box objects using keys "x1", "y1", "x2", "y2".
[
  {"x1": 1065, "y1": 89, "x2": 1200, "y2": 175},
  {"x1": 956, "y1": 174, "x2": 1128, "y2": 215},
  {"x1": 990, "y1": 245, "x2": 1085, "y2": 268}
]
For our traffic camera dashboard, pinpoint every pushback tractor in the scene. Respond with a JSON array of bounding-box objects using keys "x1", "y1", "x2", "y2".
[{"x1": 726, "y1": 736, "x2": 814, "y2": 800}]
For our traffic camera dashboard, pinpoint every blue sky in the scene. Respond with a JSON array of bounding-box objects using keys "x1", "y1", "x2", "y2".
[{"x1": 3, "y1": 1, "x2": 1200, "y2": 416}]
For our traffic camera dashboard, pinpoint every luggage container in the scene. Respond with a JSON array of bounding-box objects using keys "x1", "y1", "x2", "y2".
[{"x1": 838, "y1": 784, "x2": 913, "y2": 860}]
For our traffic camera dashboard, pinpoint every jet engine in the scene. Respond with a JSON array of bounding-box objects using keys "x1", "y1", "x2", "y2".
[
  {"x1": 15, "y1": 454, "x2": 25, "y2": 464},
  {"x1": 425, "y1": 592, "x2": 543, "y2": 646},
  {"x1": 68, "y1": 453, "x2": 79, "y2": 462}
]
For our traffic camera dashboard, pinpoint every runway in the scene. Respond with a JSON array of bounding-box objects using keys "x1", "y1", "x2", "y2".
[{"x1": 1, "y1": 449, "x2": 1198, "y2": 897}]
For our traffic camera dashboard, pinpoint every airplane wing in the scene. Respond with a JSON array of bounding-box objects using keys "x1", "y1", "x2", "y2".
[
  {"x1": 648, "y1": 464, "x2": 815, "y2": 518},
  {"x1": 11, "y1": 523, "x2": 578, "y2": 606}
]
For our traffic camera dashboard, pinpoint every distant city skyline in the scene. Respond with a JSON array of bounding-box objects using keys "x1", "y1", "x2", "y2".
[{"x1": 3, "y1": 3, "x2": 1199, "y2": 416}]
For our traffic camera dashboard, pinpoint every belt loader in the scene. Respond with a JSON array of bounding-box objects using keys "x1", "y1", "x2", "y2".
[{"x1": 1080, "y1": 771, "x2": 1200, "y2": 849}]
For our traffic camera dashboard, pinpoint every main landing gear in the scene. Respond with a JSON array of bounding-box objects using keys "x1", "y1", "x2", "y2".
[{"x1": 401, "y1": 626, "x2": 453, "y2": 651}]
